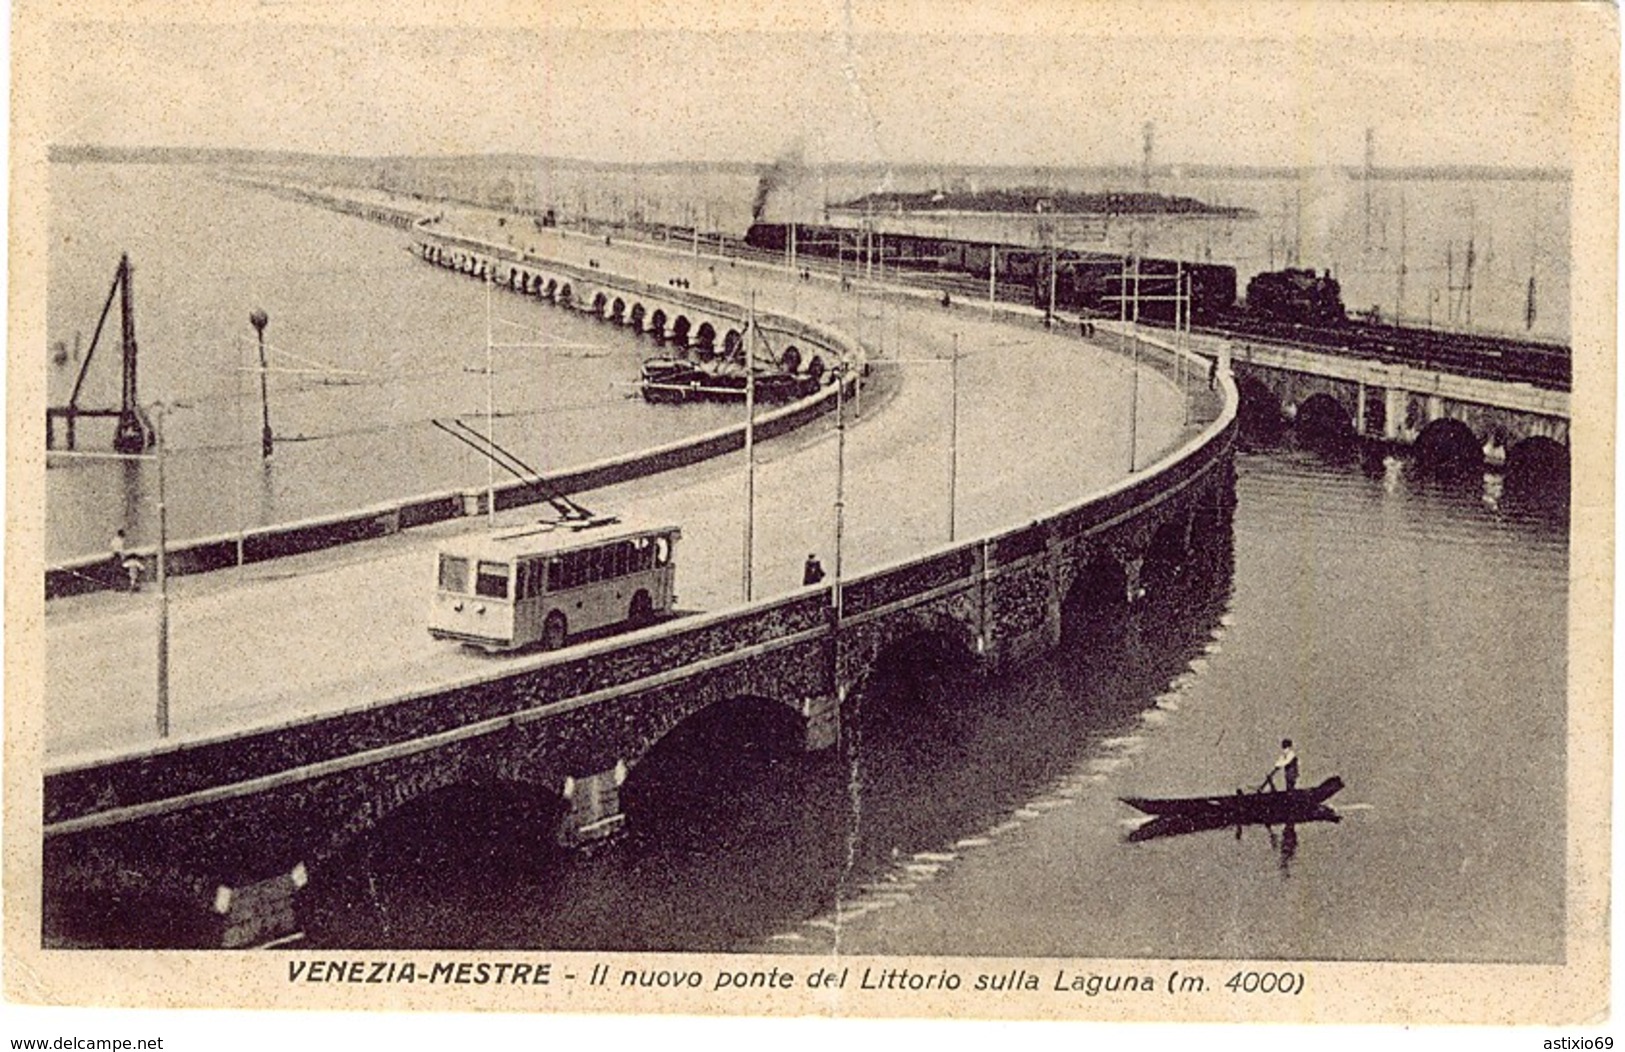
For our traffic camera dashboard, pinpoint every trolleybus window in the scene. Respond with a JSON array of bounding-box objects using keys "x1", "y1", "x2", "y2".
[
  {"x1": 439, "y1": 555, "x2": 470, "y2": 593},
  {"x1": 475, "y1": 560, "x2": 510, "y2": 598},
  {"x1": 518, "y1": 560, "x2": 543, "y2": 600}
]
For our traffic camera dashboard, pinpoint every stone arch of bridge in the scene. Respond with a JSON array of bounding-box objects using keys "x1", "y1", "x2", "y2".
[
  {"x1": 1060, "y1": 550, "x2": 1132, "y2": 633},
  {"x1": 1295, "y1": 392, "x2": 1356, "y2": 443},
  {"x1": 618, "y1": 692, "x2": 810, "y2": 822},
  {"x1": 694, "y1": 321, "x2": 717, "y2": 353},
  {"x1": 872, "y1": 623, "x2": 982, "y2": 678},
  {"x1": 1140, "y1": 513, "x2": 1198, "y2": 595},
  {"x1": 846, "y1": 626, "x2": 986, "y2": 729},
  {"x1": 671, "y1": 315, "x2": 692, "y2": 347},
  {"x1": 316, "y1": 749, "x2": 570, "y2": 872},
  {"x1": 1503, "y1": 434, "x2": 1570, "y2": 498},
  {"x1": 839, "y1": 600, "x2": 984, "y2": 706},
  {"x1": 1236, "y1": 375, "x2": 1284, "y2": 436},
  {"x1": 326, "y1": 775, "x2": 570, "y2": 871},
  {"x1": 649, "y1": 309, "x2": 667, "y2": 340},
  {"x1": 616, "y1": 652, "x2": 829, "y2": 787},
  {"x1": 299, "y1": 775, "x2": 572, "y2": 945},
  {"x1": 1414, "y1": 416, "x2": 1482, "y2": 475}
]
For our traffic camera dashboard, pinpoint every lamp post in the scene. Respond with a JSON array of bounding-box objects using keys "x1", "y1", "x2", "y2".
[
  {"x1": 153, "y1": 401, "x2": 170, "y2": 738},
  {"x1": 235, "y1": 336, "x2": 247, "y2": 565},
  {"x1": 250, "y1": 309, "x2": 272, "y2": 458}
]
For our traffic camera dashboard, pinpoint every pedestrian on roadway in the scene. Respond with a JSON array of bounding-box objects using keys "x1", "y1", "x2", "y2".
[
  {"x1": 111, "y1": 528, "x2": 142, "y2": 593},
  {"x1": 803, "y1": 554, "x2": 827, "y2": 586}
]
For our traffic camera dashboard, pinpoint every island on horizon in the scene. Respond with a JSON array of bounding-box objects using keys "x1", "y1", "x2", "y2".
[{"x1": 830, "y1": 186, "x2": 1254, "y2": 218}]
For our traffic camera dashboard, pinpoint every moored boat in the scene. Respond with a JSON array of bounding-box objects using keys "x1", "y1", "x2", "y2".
[{"x1": 638, "y1": 357, "x2": 820, "y2": 405}]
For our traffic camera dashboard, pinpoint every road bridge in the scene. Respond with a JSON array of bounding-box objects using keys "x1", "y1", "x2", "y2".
[{"x1": 42, "y1": 227, "x2": 1236, "y2": 949}]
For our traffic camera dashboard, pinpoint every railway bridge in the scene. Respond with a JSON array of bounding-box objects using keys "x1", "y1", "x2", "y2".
[
  {"x1": 42, "y1": 232, "x2": 1239, "y2": 950},
  {"x1": 1168, "y1": 327, "x2": 1571, "y2": 486}
]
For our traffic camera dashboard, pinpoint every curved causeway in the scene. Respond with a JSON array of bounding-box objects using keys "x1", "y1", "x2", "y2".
[{"x1": 42, "y1": 225, "x2": 1238, "y2": 948}]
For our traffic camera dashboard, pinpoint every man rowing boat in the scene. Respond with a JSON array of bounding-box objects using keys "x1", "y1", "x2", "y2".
[{"x1": 1265, "y1": 739, "x2": 1299, "y2": 792}]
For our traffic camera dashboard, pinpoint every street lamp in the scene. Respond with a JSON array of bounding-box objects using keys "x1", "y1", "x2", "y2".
[
  {"x1": 250, "y1": 309, "x2": 272, "y2": 458},
  {"x1": 152, "y1": 401, "x2": 171, "y2": 737}
]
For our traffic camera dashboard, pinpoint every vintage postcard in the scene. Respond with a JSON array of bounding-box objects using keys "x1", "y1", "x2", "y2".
[{"x1": 4, "y1": 0, "x2": 1614, "y2": 1039}]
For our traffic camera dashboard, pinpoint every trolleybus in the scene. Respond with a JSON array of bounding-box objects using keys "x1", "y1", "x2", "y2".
[{"x1": 429, "y1": 521, "x2": 681, "y2": 652}]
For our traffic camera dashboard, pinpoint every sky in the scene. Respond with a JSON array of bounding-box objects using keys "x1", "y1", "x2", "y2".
[{"x1": 37, "y1": 4, "x2": 1584, "y2": 170}]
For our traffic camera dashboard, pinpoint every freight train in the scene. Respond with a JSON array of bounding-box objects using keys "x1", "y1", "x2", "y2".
[{"x1": 743, "y1": 222, "x2": 1570, "y2": 391}]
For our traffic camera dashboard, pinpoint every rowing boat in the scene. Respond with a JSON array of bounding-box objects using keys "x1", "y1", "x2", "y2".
[{"x1": 1120, "y1": 776, "x2": 1345, "y2": 822}]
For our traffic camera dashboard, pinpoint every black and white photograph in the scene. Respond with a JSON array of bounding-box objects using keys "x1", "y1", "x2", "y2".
[{"x1": 6, "y1": 0, "x2": 1613, "y2": 1036}]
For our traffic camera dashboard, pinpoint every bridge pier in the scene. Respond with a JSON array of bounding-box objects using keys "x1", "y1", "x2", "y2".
[
  {"x1": 558, "y1": 761, "x2": 628, "y2": 848},
  {"x1": 800, "y1": 690, "x2": 842, "y2": 752},
  {"x1": 1383, "y1": 387, "x2": 1408, "y2": 442},
  {"x1": 1124, "y1": 557, "x2": 1146, "y2": 603},
  {"x1": 213, "y1": 864, "x2": 307, "y2": 949}
]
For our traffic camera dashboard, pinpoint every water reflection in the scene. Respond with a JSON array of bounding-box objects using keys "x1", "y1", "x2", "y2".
[
  {"x1": 1125, "y1": 806, "x2": 1341, "y2": 846},
  {"x1": 1247, "y1": 414, "x2": 1569, "y2": 533},
  {"x1": 1271, "y1": 823, "x2": 1299, "y2": 877}
]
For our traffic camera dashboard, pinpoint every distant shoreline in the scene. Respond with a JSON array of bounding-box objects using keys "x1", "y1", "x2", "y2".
[{"x1": 46, "y1": 144, "x2": 1571, "y2": 184}]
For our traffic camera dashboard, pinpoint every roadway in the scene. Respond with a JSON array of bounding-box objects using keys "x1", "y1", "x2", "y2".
[{"x1": 45, "y1": 225, "x2": 1204, "y2": 762}]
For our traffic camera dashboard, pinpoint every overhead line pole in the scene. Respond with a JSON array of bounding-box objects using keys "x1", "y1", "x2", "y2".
[
  {"x1": 1130, "y1": 253, "x2": 1142, "y2": 472},
  {"x1": 485, "y1": 271, "x2": 496, "y2": 527},
  {"x1": 742, "y1": 291, "x2": 758, "y2": 602},
  {"x1": 834, "y1": 363, "x2": 847, "y2": 623},
  {"x1": 949, "y1": 332, "x2": 961, "y2": 542}
]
